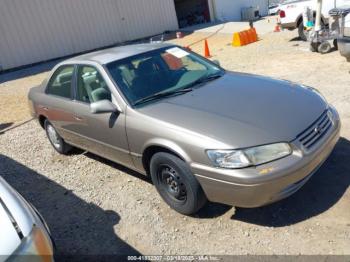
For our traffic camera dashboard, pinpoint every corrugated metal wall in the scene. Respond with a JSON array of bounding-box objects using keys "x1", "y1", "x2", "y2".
[
  {"x1": 0, "y1": 0, "x2": 178, "y2": 70},
  {"x1": 213, "y1": 0, "x2": 269, "y2": 21}
]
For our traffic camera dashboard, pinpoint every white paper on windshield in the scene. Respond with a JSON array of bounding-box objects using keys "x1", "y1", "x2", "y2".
[{"x1": 166, "y1": 47, "x2": 189, "y2": 58}]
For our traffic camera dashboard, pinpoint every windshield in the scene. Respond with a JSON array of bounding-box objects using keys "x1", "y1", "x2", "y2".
[{"x1": 106, "y1": 46, "x2": 224, "y2": 106}]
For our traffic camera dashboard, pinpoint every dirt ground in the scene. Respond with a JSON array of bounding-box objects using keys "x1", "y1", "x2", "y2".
[{"x1": 0, "y1": 28, "x2": 349, "y2": 256}]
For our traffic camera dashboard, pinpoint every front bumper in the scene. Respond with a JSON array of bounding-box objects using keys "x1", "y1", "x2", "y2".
[
  {"x1": 192, "y1": 108, "x2": 341, "y2": 208},
  {"x1": 338, "y1": 37, "x2": 350, "y2": 62}
]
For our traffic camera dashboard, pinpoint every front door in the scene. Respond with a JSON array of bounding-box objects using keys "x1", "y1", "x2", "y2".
[{"x1": 69, "y1": 65, "x2": 133, "y2": 168}]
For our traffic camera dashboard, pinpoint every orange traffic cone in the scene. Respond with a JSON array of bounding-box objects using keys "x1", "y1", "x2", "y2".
[
  {"x1": 204, "y1": 39, "x2": 211, "y2": 58},
  {"x1": 274, "y1": 24, "x2": 281, "y2": 32},
  {"x1": 274, "y1": 17, "x2": 281, "y2": 32}
]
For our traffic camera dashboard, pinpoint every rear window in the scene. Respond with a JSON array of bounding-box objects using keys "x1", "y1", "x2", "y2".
[{"x1": 46, "y1": 66, "x2": 74, "y2": 99}]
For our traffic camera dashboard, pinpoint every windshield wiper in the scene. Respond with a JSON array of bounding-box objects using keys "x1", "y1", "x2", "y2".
[
  {"x1": 133, "y1": 73, "x2": 223, "y2": 107},
  {"x1": 183, "y1": 72, "x2": 224, "y2": 90},
  {"x1": 133, "y1": 88, "x2": 193, "y2": 107}
]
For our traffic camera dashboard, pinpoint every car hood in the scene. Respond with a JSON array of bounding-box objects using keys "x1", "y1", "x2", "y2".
[
  {"x1": 281, "y1": 0, "x2": 312, "y2": 7},
  {"x1": 138, "y1": 72, "x2": 327, "y2": 148}
]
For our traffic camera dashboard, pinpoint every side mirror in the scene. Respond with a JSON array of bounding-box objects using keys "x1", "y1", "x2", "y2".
[
  {"x1": 212, "y1": 59, "x2": 221, "y2": 66},
  {"x1": 90, "y1": 100, "x2": 119, "y2": 114}
]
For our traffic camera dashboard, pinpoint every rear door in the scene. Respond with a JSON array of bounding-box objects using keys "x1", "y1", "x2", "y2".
[
  {"x1": 39, "y1": 65, "x2": 79, "y2": 142},
  {"x1": 69, "y1": 64, "x2": 133, "y2": 168}
]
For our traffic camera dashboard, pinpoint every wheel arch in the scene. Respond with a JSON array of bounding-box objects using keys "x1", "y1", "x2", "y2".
[
  {"x1": 296, "y1": 12, "x2": 327, "y2": 27},
  {"x1": 141, "y1": 140, "x2": 191, "y2": 175},
  {"x1": 38, "y1": 115, "x2": 47, "y2": 129},
  {"x1": 297, "y1": 14, "x2": 303, "y2": 27}
]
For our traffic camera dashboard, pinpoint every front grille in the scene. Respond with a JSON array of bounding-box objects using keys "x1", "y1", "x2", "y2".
[{"x1": 297, "y1": 110, "x2": 333, "y2": 150}]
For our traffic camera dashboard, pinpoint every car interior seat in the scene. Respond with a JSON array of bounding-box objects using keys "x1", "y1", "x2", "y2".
[
  {"x1": 81, "y1": 72, "x2": 111, "y2": 102},
  {"x1": 90, "y1": 74, "x2": 111, "y2": 102},
  {"x1": 132, "y1": 57, "x2": 168, "y2": 99},
  {"x1": 51, "y1": 72, "x2": 72, "y2": 98}
]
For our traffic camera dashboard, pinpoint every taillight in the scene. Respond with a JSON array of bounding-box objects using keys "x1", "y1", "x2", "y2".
[{"x1": 280, "y1": 10, "x2": 286, "y2": 18}]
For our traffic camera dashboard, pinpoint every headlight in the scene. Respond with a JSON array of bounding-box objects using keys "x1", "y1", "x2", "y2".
[
  {"x1": 14, "y1": 225, "x2": 53, "y2": 261},
  {"x1": 206, "y1": 150, "x2": 251, "y2": 169},
  {"x1": 327, "y1": 109, "x2": 335, "y2": 125},
  {"x1": 207, "y1": 143, "x2": 292, "y2": 169}
]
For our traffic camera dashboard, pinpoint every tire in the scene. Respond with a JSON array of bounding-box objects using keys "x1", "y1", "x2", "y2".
[
  {"x1": 317, "y1": 41, "x2": 332, "y2": 54},
  {"x1": 150, "y1": 152, "x2": 207, "y2": 215},
  {"x1": 44, "y1": 120, "x2": 72, "y2": 154},
  {"x1": 333, "y1": 39, "x2": 338, "y2": 50},
  {"x1": 298, "y1": 18, "x2": 325, "y2": 41},
  {"x1": 310, "y1": 42, "x2": 319, "y2": 52},
  {"x1": 298, "y1": 22, "x2": 308, "y2": 41}
]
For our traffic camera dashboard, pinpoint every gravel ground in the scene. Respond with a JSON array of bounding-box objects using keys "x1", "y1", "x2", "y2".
[{"x1": 0, "y1": 29, "x2": 349, "y2": 256}]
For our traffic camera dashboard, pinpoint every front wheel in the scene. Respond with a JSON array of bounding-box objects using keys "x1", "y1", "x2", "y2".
[
  {"x1": 150, "y1": 152, "x2": 207, "y2": 215},
  {"x1": 45, "y1": 120, "x2": 72, "y2": 154}
]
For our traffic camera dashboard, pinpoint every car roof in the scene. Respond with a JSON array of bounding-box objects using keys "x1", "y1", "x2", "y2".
[
  {"x1": 281, "y1": 0, "x2": 309, "y2": 5},
  {"x1": 65, "y1": 43, "x2": 174, "y2": 65}
]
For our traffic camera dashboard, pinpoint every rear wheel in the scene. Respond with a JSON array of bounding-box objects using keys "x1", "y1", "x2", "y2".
[
  {"x1": 298, "y1": 21, "x2": 309, "y2": 41},
  {"x1": 44, "y1": 120, "x2": 72, "y2": 154},
  {"x1": 310, "y1": 42, "x2": 319, "y2": 52},
  {"x1": 150, "y1": 152, "x2": 207, "y2": 215},
  {"x1": 298, "y1": 18, "x2": 325, "y2": 41},
  {"x1": 333, "y1": 39, "x2": 338, "y2": 50}
]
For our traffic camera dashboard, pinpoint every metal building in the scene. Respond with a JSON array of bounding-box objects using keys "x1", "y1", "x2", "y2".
[
  {"x1": 0, "y1": 0, "x2": 178, "y2": 70},
  {"x1": 0, "y1": 0, "x2": 268, "y2": 71}
]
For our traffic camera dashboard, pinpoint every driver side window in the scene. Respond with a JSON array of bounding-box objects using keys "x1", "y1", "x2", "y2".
[{"x1": 76, "y1": 65, "x2": 112, "y2": 103}]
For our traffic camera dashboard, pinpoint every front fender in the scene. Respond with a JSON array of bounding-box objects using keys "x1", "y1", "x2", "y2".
[{"x1": 142, "y1": 138, "x2": 192, "y2": 163}]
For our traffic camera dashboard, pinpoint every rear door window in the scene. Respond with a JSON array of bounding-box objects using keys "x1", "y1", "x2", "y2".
[{"x1": 46, "y1": 66, "x2": 74, "y2": 99}]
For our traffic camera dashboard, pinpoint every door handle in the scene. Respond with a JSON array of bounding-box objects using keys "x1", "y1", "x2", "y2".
[{"x1": 39, "y1": 105, "x2": 49, "y2": 111}]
